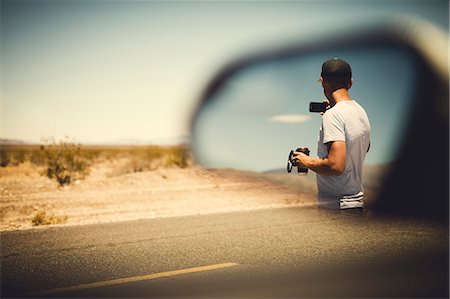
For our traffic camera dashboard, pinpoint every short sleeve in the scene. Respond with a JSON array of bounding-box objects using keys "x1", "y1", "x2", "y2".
[{"x1": 322, "y1": 111, "x2": 345, "y2": 144}]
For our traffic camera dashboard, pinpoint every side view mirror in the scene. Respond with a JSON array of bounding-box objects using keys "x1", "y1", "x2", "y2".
[{"x1": 190, "y1": 16, "x2": 449, "y2": 221}]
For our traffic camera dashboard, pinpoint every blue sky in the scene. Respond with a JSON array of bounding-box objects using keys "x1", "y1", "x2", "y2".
[{"x1": 1, "y1": 0, "x2": 448, "y2": 170}]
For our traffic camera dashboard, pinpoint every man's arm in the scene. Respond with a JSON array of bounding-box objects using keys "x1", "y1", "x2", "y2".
[{"x1": 294, "y1": 141, "x2": 346, "y2": 176}]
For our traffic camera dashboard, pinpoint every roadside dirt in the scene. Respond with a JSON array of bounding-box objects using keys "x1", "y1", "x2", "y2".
[{"x1": 0, "y1": 160, "x2": 315, "y2": 231}]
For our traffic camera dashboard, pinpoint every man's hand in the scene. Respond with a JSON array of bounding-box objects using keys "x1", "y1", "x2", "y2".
[
  {"x1": 293, "y1": 141, "x2": 346, "y2": 176},
  {"x1": 320, "y1": 99, "x2": 331, "y2": 115},
  {"x1": 292, "y1": 151, "x2": 310, "y2": 168}
]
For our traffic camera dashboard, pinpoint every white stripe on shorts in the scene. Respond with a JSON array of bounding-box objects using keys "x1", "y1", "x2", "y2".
[{"x1": 340, "y1": 191, "x2": 364, "y2": 209}]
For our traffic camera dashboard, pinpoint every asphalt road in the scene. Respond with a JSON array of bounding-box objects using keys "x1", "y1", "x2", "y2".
[{"x1": 1, "y1": 206, "x2": 448, "y2": 298}]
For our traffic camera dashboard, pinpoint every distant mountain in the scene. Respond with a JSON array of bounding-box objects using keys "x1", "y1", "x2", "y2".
[
  {"x1": 0, "y1": 139, "x2": 28, "y2": 145},
  {"x1": 84, "y1": 135, "x2": 191, "y2": 146}
]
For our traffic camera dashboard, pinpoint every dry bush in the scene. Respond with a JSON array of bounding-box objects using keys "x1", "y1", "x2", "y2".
[
  {"x1": 41, "y1": 137, "x2": 91, "y2": 186},
  {"x1": 0, "y1": 150, "x2": 11, "y2": 167},
  {"x1": 1, "y1": 144, "x2": 47, "y2": 167},
  {"x1": 165, "y1": 146, "x2": 190, "y2": 168},
  {"x1": 1, "y1": 142, "x2": 192, "y2": 179},
  {"x1": 112, "y1": 145, "x2": 192, "y2": 175},
  {"x1": 143, "y1": 145, "x2": 191, "y2": 170},
  {"x1": 31, "y1": 210, "x2": 68, "y2": 226}
]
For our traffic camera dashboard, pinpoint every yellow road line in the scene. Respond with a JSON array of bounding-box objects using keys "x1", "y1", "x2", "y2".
[{"x1": 26, "y1": 262, "x2": 238, "y2": 297}]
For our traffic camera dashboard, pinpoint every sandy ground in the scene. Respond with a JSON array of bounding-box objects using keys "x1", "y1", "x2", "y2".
[{"x1": 0, "y1": 160, "x2": 315, "y2": 231}]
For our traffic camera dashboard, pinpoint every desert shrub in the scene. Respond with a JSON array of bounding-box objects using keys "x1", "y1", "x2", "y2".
[
  {"x1": 12, "y1": 149, "x2": 27, "y2": 165},
  {"x1": 146, "y1": 146, "x2": 164, "y2": 160},
  {"x1": 130, "y1": 155, "x2": 146, "y2": 172},
  {"x1": 29, "y1": 145, "x2": 47, "y2": 165},
  {"x1": 114, "y1": 145, "x2": 192, "y2": 175},
  {"x1": 0, "y1": 145, "x2": 49, "y2": 167},
  {"x1": 41, "y1": 137, "x2": 90, "y2": 186},
  {"x1": 122, "y1": 146, "x2": 160, "y2": 173},
  {"x1": 83, "y1": 148, "x2": 103, "y2": 161},
  {"x1": 0, "y1": 150, "x2": 11, "y2": 167},
  {"x1": 0, "y1": 147, "x2": 29, "y2": 167},
  {"x1": 146, "y1": 145, "x2": 191, "y2": 169},
  {"x1": 31, "y1": 210, "x2": 68, "y2": 226},
  {"x1": 165, "y1": 146, "x2": 190, "y2": 168}
]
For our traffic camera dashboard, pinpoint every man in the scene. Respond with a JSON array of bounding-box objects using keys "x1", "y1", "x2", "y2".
[{"x1": 293, "y1": 58, "x2": 371, "y2": 210}]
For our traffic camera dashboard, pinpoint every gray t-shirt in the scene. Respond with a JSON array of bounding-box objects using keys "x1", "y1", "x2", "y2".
[{"x1": 316, "y1": 100, "x2": 371, "y2": 209}]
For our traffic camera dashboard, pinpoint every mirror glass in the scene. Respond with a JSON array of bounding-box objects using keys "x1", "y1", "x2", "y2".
[{"x1": 192, "y1": 46, "x2": 416, "y2": 178}]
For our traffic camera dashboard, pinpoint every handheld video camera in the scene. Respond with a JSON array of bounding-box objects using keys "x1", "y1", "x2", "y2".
[
  {"x1": 287, "y1": 147, "x2": 310, "y2": 174},
  {"x1": 309, "y1": 101, "x2": 329, "y2": 113}
]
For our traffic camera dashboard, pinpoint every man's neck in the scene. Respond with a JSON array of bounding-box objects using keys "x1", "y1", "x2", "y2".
[{"x1": 330, "y1": 88, "x2": 352, "y2": 106}]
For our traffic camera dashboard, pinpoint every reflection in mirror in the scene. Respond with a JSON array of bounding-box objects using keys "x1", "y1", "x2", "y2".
[{"x1": 192, "y1": 47, "x2": 416, "y2": 201}]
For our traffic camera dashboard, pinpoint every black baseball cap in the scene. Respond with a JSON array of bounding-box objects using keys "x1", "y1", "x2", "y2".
[{"x1": 321, "y1": 58, "x2": 352, "y2": 79}]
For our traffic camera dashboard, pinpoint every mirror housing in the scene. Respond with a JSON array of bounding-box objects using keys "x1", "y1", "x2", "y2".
[{"x1": 191, "y1": 16, "x2": 449, "y2": 221}]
